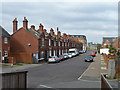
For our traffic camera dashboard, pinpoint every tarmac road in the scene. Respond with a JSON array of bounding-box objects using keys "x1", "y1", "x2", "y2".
[{"x1": 27, "y1": 51, "x2": 94, "y2": 88}]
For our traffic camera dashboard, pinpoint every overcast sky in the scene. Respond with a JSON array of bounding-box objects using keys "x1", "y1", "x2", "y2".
[{"x1": 0, "y1": 1, "x2": 118, "y2": 44}]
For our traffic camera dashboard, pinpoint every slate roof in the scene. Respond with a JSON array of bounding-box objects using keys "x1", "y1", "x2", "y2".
[
  {"x1": 0, "y1": 26, "x2": 11, "y2": 38},
  {"x1": 27, "y1": 28, "x2": 41, "y2": 39},
  {"x1": 67, "y1": 35, "x2": 86, "y2": 39}
]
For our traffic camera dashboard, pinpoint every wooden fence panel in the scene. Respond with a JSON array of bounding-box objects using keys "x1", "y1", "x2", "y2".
[{"x1": 2, "y1": 71, "x2": 28, "y2": 88}]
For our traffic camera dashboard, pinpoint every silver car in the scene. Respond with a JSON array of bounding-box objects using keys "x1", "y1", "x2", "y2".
[
  {"x1": 48, "y1": 56, "x2": 60, "y2": 63},
  {"x1": 63, "y1": 53, "x2": 69, "y2": 59},
  {"x1": 68, "y1": 53, "x2": 72, "y2": 58}
]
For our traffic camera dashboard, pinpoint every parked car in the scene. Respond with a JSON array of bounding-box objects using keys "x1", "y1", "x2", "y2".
[
  {"x1": 48, "y1": 56, "x2": 60, "y2": 63},
  {"x1": 63, "y1": 53, "x2": 69, "y2": 59},
  {"x1": 83, "y1": 50, "x2": 86, "y2": 53},
  {"x1": 68, "y1": 53, "x2": 72, "y2": 58},
  {"x1": 93, "y1": 50, "x2": 97, "y2": 54},
  {"x1": 79, "y1": 50, "x2": 84, "y2": 54},
  {"x1": 90, "y1": 52, "x2": 96, "y2": 57},
  {"x1": 58, "y1": 55, "x2": 64, "y2": 61},
  {"x1": 85, "y1": 55, "x2": 94, "y2": 62},
  {"x1": 69, "y1": 48, "x2": 79, "y2": 57}
]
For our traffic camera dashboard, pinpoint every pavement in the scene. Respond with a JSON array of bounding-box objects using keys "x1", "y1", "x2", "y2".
[
  {"x1": 0, "y1": 63, "x2": 43, "y2": 73},
  {"x1": 78, "y1": 53, "x2": 103, "y2": 81},
  {"x1": 2, "y1": 52, "x2": 118, "y2": 89}
]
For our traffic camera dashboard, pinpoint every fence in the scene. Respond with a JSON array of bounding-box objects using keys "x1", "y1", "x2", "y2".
[
  {"x1": 101, "y1": 74, "x2": 113, "y2": 90},
  {"x1": 2, "y1": 71, "x2": 28, "y2": 88}
]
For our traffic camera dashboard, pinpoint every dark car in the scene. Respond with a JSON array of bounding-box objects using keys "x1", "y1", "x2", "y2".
[
  {"x1": 85, "y1": 55, "x2": 94, "y2": 62},
  {"x1": 58, "y1": 55, "x2": 64, "y2": 61}
]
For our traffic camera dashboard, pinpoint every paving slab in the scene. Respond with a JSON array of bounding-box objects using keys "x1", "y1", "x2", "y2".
[{"x1": 78, "y1": 54, "x2": 107, "y2": 81}]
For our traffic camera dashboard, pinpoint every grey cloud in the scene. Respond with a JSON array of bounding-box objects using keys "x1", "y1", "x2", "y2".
[{"x1": 1, "y1": 2, "x2": 118, "y2": 43}]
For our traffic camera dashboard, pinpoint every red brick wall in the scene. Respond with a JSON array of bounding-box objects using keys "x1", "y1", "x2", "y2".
[
  {"x1": 11, "y1": 52, "x2": 32, "y2": 63},
  {"x1": 2, "y1": 36, "x2": 11, "y2": 57},
  {"x1": 11, "y1": 28, "x2": 39, "y2": 63},
  {"x1": 11, "y1": 28, "x2": 39, "y2": 54}
]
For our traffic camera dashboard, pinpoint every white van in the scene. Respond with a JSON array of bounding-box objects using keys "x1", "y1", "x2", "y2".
[{"x1": 69, "y1": 48, "x2": 79, "y2": 57}]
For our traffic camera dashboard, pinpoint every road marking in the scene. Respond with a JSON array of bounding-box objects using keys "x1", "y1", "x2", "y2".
[
  {"x1": 101, "y1": 63, "x2": 106, "y2": 65},
  {"x1": 40, "y1": 85, "x2": 52, "y2": 88},
  {"x1": 101, "y1": 61, "x2": 104, "y2": 63},
  {"x1": 101, "y1": 67, "x2": 107, "y2": 70},
  {"x1": 78, "y1": 63, "x2": 92, "y2": 80}
]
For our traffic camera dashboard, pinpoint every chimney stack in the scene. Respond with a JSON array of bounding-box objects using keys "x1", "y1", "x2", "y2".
[
  {"x1": 31, "y1": 25, "x2": 35, "y2": 30},
  {"x1": 63, "y1": 33, "x2": 66, "y2": 38},
  {"x1": 13, "y1": 18, "x2": 18, "y2": 33},
  {"x1": 39, "y1": 24, "x2": 44, "y2": 32},
  {"x1": 43, "y1": 29, "x2": 47, "y2": 34},
  {"x1": 58, "y1": 31, "x2": 61, "y2": 37},
  {"x1": 23, "y1": 17, "x2": 28, "y2": 29},
  {"x1": 50, "y1": 28, "x2": 54, "y2": 35},
  {"x1": 68, "y1": 34, "x2": 70, "y2": 38}
]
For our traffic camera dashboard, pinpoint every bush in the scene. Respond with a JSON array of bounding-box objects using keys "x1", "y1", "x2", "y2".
[{"x1": 109, "y1": 47, "x2": 116, "y2": 54}]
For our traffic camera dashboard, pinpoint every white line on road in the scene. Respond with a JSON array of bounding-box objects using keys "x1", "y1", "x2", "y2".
[
  {"x1": 40, "y1": 85, "x2": 52, "y2": 88},
  {"x1": 78, "y1": 63, "x2": 91, "y2": 80}
]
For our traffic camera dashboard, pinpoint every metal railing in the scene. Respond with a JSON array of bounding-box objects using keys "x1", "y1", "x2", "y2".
[{"x1": 101, "y1": 74, "x2": 113, "y2": 90}]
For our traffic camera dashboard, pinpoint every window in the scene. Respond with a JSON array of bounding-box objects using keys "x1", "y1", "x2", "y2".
[
  {"x1": 49, "y1": 50, "x2": 51, "y2": 56},
  {"x1": 59, "y1": 50, "x2": 60, "y2": 55},
  {"x1": 68, "y1": 43, "x2": 69, "y2": 46},
  {"x1": 49, "y1": 39, "x2": 51, "y2": 46},
  {"x1": 4, "y1": 37, "x2": 8, "y2": 44},
  {"x1": 41, "y1": 51, "x2": 44, "y2": 58},
  {"x1": 54, "y1": 50, "x2": 55, "y2": 56},
  {"x1": 59, "y1": 41, "x2": 60, "y2": 46},
  {"x1": 66, "y1": 42, "x2": 67, "y2": 46},
  {"x1": 62, "y1": 42, "x2": 64, "y2": 46},
  {"x1": 66, "y1": 49, "x2": 67, "y2": 53},
  {"x1": 54, "y1": 41, "x2": 56, "y2": 46},
  {"x1": 4, "y1": 51, "x2": 8, "y2": 57},
  {"x1": 42, "y1": 38, "x2": 44, "y2": 46}
]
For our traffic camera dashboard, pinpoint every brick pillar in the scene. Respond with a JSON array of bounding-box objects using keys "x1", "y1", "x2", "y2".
[
  {"x1": 39, "y1": 24, "x2": 44, "y2": 32},
  {"x1": 13, "y1": 18, "x2": 18, "y2": 33},
  {"x1": 23, "y1": 17, "x2": 28, "y2": 29}
]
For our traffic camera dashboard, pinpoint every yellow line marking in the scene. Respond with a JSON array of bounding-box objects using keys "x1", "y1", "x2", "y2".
[
  {"x1": 101, "y1": 63, "x2": 106, "y2": 65},
  {"x1": 101, "y1": 61, "x2": 104, "y2": 63},
  {"x1": 101, "y1": 67, "x2": 107, "y2": 70}
]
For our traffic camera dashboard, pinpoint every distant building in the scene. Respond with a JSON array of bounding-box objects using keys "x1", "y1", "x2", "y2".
[
  {"x1": 88, "y1": 42, "x2": 93, "y2": 47},
  {"x1": 67, "y1": 35, "x2": 87, "y2": 51},
  {"x1": 87, "y1": 42, "x2": 97, "y2": 50},
  {"x1": 102, "y1": 37, "x2": 117, "y2": 48}
]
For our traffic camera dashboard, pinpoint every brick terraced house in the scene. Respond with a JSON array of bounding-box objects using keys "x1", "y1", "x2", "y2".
[
  {"x1": 0, "y1": 26, "x2": 11, "y2": 63},
  {"x1": 4, "y1": 17, "x2": 83, "y2": 64}
]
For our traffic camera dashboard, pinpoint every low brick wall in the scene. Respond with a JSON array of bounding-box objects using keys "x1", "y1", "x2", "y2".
[
  {"x1": 8, "y1": 57, "x2": 16, "y2": 64},
  {"x1": 103, "y1": 54, "x2": 120, "y2": 78},
  {"x1": 103, "y1": 54, "x2": 108, "y2": 69}
]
